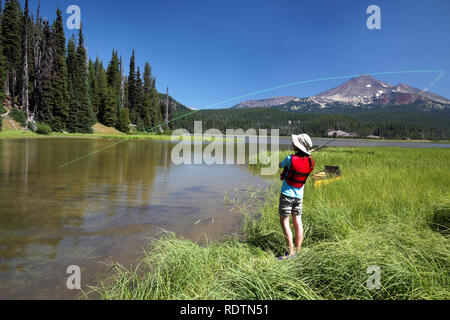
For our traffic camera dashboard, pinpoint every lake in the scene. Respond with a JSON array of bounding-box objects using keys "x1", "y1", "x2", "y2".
[
  {"x1": 1, "y1": 136, "x2": 447, "y2": 299},
  {"x1": 0, "y1": 138, "x2": 268, "y2": 299}
]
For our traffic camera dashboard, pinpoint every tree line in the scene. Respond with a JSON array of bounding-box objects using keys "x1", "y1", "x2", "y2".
[
  {"x1": 0, "y1": 0, "x2": 172, "y2": 133},
  {"x1": 173, "y1": 107, "x2": 450, "y2": 140}
]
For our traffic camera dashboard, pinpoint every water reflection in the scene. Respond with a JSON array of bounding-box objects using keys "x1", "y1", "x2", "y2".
[{"x1": 0, "y1": 138, "x2": 266, "y2": 299}]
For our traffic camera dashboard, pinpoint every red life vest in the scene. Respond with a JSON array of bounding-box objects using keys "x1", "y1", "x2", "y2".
[{"x1": 281, "y1": 154, "x2": 315, "y2": 188}]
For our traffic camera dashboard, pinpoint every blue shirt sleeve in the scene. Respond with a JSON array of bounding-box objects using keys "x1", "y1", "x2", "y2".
[{"x1": 280, "y1": 155, "x2": 291, "y2": 169}]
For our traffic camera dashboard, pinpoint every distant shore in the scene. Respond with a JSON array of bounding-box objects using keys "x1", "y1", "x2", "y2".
[
  {"x1": 1, "y1": 130, "x2": 449, "y2": 147},
  {"x1": 0, "y1": 130, "x2": 236, "y2": 142}
]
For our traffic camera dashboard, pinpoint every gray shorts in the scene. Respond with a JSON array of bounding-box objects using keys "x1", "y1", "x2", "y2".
[{"x1": 279, "y1": 194, "x2": 303, "y2": 217}]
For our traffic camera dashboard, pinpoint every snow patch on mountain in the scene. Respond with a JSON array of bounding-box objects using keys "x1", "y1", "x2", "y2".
[{"x1": 232, "y1": 75, "x2": 450, "y2": 111}]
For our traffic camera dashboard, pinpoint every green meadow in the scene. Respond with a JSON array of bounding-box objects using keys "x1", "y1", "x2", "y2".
[{"x1": 94, "y1": 147, "x2": 449, "y2": 299}]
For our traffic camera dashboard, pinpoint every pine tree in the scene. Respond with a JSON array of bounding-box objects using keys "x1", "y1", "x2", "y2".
[
  {"x1": 38, "y1": 19, "x2": 54, "y2": 125},
  {"x1": 73, "y1": 24, "x2": 94, "y2": 133},
  {"x1": 135, "y1": 66, "x2": 148, "y2": 131},
  {"x1": 168, "y1": 99, "x2": 174, "y2": 130},
  {"x1": 88, "y1": 59, "x2": 98, "y2": 115},
  {"x1": 127, "y1": 49, "x2": 137, "y2": 123},
  {"x1": 143, "y1": 62, "x2": 161, "y2": 128},
  {"x1": 149, "y1": 86, "x2": 161, "y2": 127},
  {"x1": 92, "y1": 57, "x2": 105, "y2": 119},
  {"x1": 0, "y1": 53, "x2": 5, "y2": 102},
  {"x1": 106, "y1": 49, "x2": 121, "y2": 96},
  {"x1": 66, "y1": 35, "x2": 79, "y2": 132},
  {"x1": 48, "y1": 8, "x2": 69, "y2": 131},
  {"x1": 21, "y1": 0, "x2": 29, "y2": 119},
  {"x1": 30, "y1": 2, "x2": 42, "y2": 117},
  {"x1": 103, "y1": 87, "x2": 117, "y2": 127},
  {"x1": 25, "y1": 1, "x2": 34, "y2": 108},
  {"x1": 118, "y1": 107, "x2": 130, "y2": 133},
  {"x1": 95, "y1": 60, "x2": 108, "y2": 122},
  {"x1": 163, "y1": 86, "x2": 169, "y2": 130},
  {"x1": 66, "y1": 36, "x2": 76, "y2": 86},
  {"x1": 2, "y1": 0, "x2": 22, "y2": 106},
  {"x1": 0, "y1": 1, "x2": 6, "y2": 101},
  {"x1": 143, "y1": 62, "x2": 152, "y2": 94},
  {"x1": 119, "y1": 55, "x2": 125, "y2": 111},
  {"x1": 106, "y1": 49, "x2": 120, "y2": 125},
  {"x1": 0, "y1": 3, "x2": 168, "y2": 135}
]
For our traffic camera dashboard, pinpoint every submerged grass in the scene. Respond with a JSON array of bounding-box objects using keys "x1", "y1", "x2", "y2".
[{"x1": 95, "y1": 147, "x2": 450, "y2": 300}]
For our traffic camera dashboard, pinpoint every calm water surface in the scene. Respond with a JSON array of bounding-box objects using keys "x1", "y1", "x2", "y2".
[{"x1": 0, "y1": 138, "x2": 267, "y2": 299}]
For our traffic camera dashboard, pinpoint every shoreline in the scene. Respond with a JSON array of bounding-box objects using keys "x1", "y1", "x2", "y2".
[
  {"x1": 0, "y1": 130, "x2": 235, "y2": 142},
  {"x1": 1, "y1": 130, "x2": 449, "y2": 145}
]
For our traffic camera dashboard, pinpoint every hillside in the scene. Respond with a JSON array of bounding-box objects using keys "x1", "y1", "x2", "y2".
[
  {"x1": 1, "y1": 117, "x2": 23, "y2": 131},
  {"x1": 92, "y1": 123, "x2": 125, "y2": 135},
  {"x1": 158, "y1": 93, "x2": 191, "y2": 113}
]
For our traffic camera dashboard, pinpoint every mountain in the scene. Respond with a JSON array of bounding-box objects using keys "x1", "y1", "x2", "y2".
[
  {"x1": 232, "y1": 75, "x2": 450, "y2": 112},
  {"x1": 233, "y1": 96, "x2": 299, "y2": 109},
  {"x1": 173, "y1": 75, "x2": 450, "y2": 140},
  {"x1": 315, "y1": 75, "x2": 393, "y2": 103},
  {"x1": 309, "y1": 75, "x2": 450, "y2": 110}
]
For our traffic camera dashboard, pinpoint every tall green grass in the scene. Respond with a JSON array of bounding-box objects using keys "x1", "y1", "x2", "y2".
[{"x1": 95, "y1": 147, "x2": 450, "y2": 300}]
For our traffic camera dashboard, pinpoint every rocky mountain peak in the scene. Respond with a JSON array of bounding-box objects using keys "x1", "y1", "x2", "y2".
[{"x1": 231, "y1": 76, "x2": 450, "y2": 110}]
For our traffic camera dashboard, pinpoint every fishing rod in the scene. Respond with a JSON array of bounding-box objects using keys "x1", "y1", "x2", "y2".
[{"x1": 310, "y1": 137, "x2": 338, "y2": 153}]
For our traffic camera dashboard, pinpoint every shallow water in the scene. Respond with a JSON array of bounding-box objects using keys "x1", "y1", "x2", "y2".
[{"x1": 0, "y1": 138, "x2": 267, "y2": 299}]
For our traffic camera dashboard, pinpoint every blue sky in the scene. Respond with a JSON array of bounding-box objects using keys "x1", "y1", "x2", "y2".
[{"x1": 29, "y1": 0, "x2": 450, "y2": 109}]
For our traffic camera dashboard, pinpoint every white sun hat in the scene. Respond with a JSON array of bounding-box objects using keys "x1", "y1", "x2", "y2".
[{"x1": 291, "y1": 133, "x2": 313, "y2": 156}]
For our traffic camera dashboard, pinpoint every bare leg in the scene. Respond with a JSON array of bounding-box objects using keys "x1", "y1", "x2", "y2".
[
  {"x1": 280, "y1": 215, "x2": 295, "y2": 255},
  {"x1": 292, "y1": 214, "x2": 304, "y2": 253}
]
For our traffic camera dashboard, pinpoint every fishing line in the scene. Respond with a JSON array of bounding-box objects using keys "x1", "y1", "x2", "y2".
[
  {"x1": 59, "y1": 139, "x2": 126, "y2": 168},
  {"x1": 146, "y1": 69, "x2": 445, "y2": 132},
  {"x1": 59, "y1": 69, "x2": 445, "y2": 168},
  {"x1": 310, "y1": 138, "x2": 338, "y2": 152}
]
